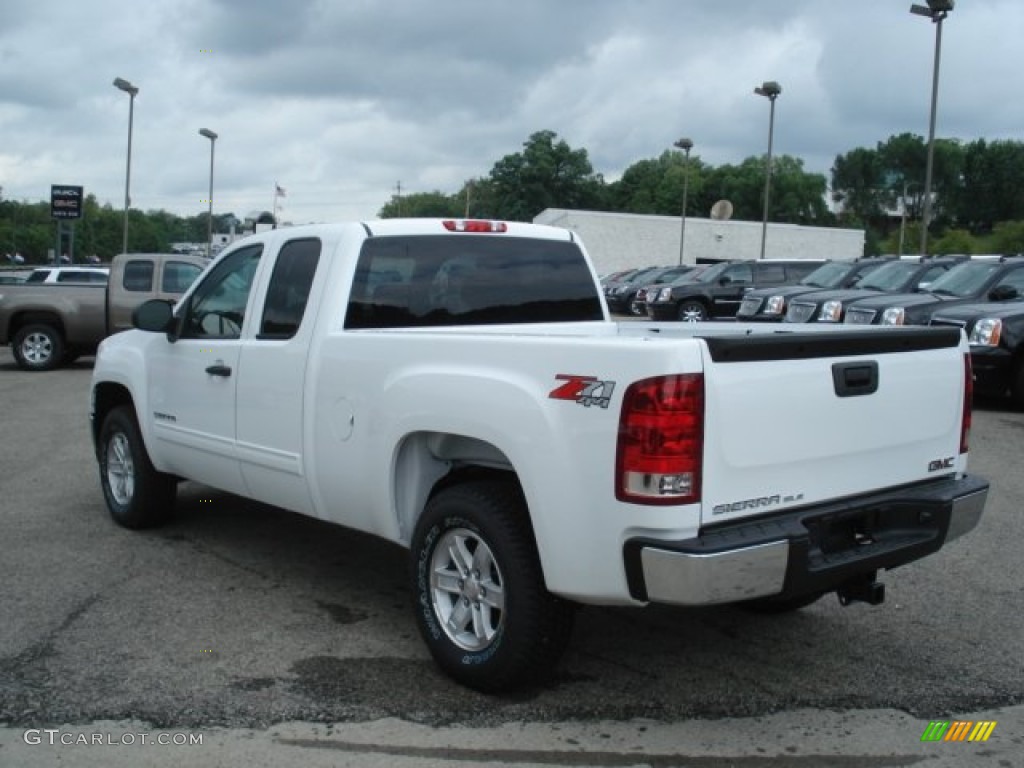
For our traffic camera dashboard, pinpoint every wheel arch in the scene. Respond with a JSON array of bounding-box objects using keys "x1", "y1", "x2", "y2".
[
  {"x1": 10, "y1": 310, "x2": 66, "y2": 340},
  {"x1": 392, "y1": 431, "x2": 523, "y2": 546},
  {"x1": 91, "y1": 382, "x2": 137, "y2": 457}
]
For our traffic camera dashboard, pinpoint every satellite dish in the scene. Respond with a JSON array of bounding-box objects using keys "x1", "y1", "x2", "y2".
[{"x1": 710, "y1": 200, "x2": 734, "y2": 221}]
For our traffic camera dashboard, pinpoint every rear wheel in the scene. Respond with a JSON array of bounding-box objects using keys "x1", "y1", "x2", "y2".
[
  {"x1": 677, "y1": 300, "x2": 708, "y2": 322},
  {"x1": 98, "y1": 405, "x2": 176, "y2": 529},
  {"x1": 411, "y1": 476, "x2": 575, "y2": 692},
  {"x1": 12, "y1": 324, "x2": 64, "y2": 371}
]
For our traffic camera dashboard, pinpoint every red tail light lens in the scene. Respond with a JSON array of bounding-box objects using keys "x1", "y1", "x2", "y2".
[
  {"x1": 442, "y1": 220, "x2": 508, "y2": 233},
  {"x1": 616, "y1": 374, "x2": 703, "y2": 505},
  {"x1": 961, "y1": 352, "x2": 972, "y2": 454}
]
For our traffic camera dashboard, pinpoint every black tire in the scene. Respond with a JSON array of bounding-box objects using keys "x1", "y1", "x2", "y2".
[
  {"x1": 411, "y1": 476, "x2": 575, "y2": 692},
  {"x1": 1011, "y1": 359, "x2": 1024, "y2": 411},
  {"x1": 738, "y1": 591, "x2": 826, "y2": 614},
  {"x1": 677, "y1": 300, "x2": 708, "y2": 322},
  {"x1": 98, "y1": 405, "x2": 176, "y2": 529},
  {"x1": 12, "y1": 324, "x2": 65, "y2": 371}
]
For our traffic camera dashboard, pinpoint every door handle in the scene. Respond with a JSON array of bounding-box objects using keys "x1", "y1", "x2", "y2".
[
  {"x1": 205, "y1": 363, "x2": 232, "y2": 377},
  {"x1": 832, "y1": 361, "x2": 878, "y2": 397}
]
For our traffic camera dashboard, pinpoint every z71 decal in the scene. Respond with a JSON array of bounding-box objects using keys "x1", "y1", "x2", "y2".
[{"x1": 548, "y1": 374, "x2": 616, "y2": 409}]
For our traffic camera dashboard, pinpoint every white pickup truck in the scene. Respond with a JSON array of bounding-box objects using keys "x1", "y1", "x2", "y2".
[{"x1": 89, "y1": 219, "x2": 988, "y2": 692}]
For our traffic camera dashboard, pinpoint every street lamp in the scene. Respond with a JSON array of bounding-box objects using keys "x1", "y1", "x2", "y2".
[
  {"x1": 199, "y1": 128, "x2": 218, "y2": 259},
  {"x1": 113, "y1": 77, "x2": 138, "y2": 256},
  {"x1": 910, "y1": 0, "x2": 954, "y2": 256},
  {"x1": 754, "y1": 80, "x2": 782, "y2": 260},
  {"x1": 673, "y1": 138, "x2": 694, "y2": 265}
]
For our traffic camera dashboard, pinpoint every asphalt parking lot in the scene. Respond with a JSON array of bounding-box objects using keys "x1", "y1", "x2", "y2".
[{"x1": 0, "y1": 355, "x2": 1022, "y2": 767}]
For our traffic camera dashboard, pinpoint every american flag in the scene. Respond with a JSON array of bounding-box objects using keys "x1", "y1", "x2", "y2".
[{"x1": 275, "y1": 184, "x2": 286, "y2": 197}]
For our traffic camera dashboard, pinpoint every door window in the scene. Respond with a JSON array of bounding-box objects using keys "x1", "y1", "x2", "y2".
[
  {"x1": 162, "y1": 261, "x2": 203, "y2": 294},
  {"x1": 123, "y1": 261, "x2": 155, "y2": 292},
  {"x1": 258, "y1": 239, "x2": 321, "y2": 339},
  {"x1": 180, "y1": 245, "x2": 262, "y2": 339}
]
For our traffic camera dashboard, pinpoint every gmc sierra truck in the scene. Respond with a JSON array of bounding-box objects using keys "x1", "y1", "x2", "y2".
[
  {"x1": 89, "y1": 219, "x2": 988, "y2": 692},
  {"x1": 0, "y1": 253, "x2": 205, "y2": 370}
]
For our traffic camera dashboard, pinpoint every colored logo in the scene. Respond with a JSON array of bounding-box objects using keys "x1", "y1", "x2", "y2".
[
  {"x1": 921, "y1": 720, "x2": 997, "y2": 742},
  {"x1": 548, "y1": 374, "x2": 616, "y2": 409}
]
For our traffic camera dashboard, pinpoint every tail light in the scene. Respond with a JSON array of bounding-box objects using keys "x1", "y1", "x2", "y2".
[
  {"x1": 616, "y1": 374, "x2": 703, "y2": 505},
  {"x1": 961, "y1": 352, "x2": 972, "y2": 454},
  {"x1": 442, "y1": 219, "x2": 508, "y2": 233}
]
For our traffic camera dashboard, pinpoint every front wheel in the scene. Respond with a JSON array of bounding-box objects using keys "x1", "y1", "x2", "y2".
[
  {"x1": 411, "y1": 476, "x2": 575, "y2": 692},
  {"x1": 98, "y1": 405, "x2": 176, "y2": 529},
  {"x1": 677, "y1": 300, "x2": 708, "y2": 322},
  {"x1": 12, "y1": 324, "x2": 64, "y2": 371}
]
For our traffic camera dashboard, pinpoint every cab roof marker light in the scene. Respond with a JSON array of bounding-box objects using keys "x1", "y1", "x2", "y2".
[{"x1": 442, "y1": 220, "x2": 508, "y2": 233}]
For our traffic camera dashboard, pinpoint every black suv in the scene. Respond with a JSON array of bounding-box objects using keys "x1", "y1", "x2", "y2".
[
  {"x1": 782, "y1": 257, "x2": 962, "y2": 324},
  {"x1": 844, "y1": 257, "x2": 1024, "y2": 326},
  {"x1": 735, "y1": 259, "x2": 891, "y2": 322},
  {"x1": 930, "y1": 299, "x2": 1024, "y2": 409},
  {"x1": 603, "y1": 266, "x2": 675, "y2": 314},
  {"x1": 647, "y1": 259, "x2": 822, "y2": 322}
]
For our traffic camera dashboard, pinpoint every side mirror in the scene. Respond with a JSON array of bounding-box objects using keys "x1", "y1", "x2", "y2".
[
  {"x1": 989, "y1": 284, "x2": 1018, "y2": 301},
  {"x1": 133, "y1": 299, "x2": 177, "y2": 340},
  {"x1": 718, "y1": 276, "x2": 732, "y2": 285}
]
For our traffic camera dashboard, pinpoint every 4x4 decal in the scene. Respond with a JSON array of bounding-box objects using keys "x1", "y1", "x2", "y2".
[{"x1": 549, "y1": 374, "x2": 616, "y2": 409}]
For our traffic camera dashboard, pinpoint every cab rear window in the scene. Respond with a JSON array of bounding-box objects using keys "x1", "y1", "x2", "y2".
[{"x1": 345, "y1": 235, "x2": 602, "y2": 329}]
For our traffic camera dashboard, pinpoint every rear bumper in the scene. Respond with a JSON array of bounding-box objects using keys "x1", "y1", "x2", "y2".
[{"x1": 623, "y1": 474, "x2": 988, "y2": 606}]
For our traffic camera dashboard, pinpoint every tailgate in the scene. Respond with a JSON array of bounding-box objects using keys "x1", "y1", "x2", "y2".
[{"x1": 699, "y1": 327, "x2": 967, "y2": 525}]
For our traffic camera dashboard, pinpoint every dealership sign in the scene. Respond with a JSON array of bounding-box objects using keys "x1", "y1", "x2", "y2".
[{"x1": 51, "y1": 185, "x2": 84, "y2": 219}]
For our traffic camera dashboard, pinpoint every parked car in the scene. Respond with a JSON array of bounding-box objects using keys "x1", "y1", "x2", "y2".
[
  {"x1": 0, "y1": 253, "x2": 205, "y2": 370},
  {"x1": 783, "y1": 257, "x2": 962, "y2": 323},
  {"x1": 647, "y1": 259, "x2": 824, "y2": 321},
  {"x1": 844, "y1": 257, "x2": 1024, "y2": 326},
  {"x1": 628, "y1": 265, "x2": 703, "y2": 316},
  {"x1": 25, "y1": 266, "x2": 110, "y2": 284},
  {"x1": 735, "y1": 259, "x2": 891, "y2": 322},
  {"x1": 603, "y1": 266, "x2": 677, "y2": 314},
  {"x1": 930, "y1": 299, "x2": 1024, "y2": 409}
]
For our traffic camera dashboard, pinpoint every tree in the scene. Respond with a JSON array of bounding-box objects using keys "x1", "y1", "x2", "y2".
[
  {"x1": 991, "y1": 221, "x2": 1024, "y2": 256},
  {"x1": 957, "y1": 139, "x2": 1024, "y2": 234},
  {"x1": 487, "y1": 130, "x2": 605, "y2": 221},
  {"x1": 932, "y1": 229, "x2": 974, "y2": 256},
  {"x1": 607, "y1": 149, "x2": 706, "y2": 217},
  {"x1": 379, "y1": 190, "x2": 462, "y2": 219}
]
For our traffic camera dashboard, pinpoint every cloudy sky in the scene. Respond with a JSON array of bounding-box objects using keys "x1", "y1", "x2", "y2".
[{"x1": 1, "y1": 0, "x2": 1021, "y2": 225}]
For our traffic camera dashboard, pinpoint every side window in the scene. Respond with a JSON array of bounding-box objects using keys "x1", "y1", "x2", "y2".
[
  {"x1": 757, "y1": 264, "x2": 786, "y2": 283},
  {"x1": 162, "y1": 261, "x2": 203, "y2": 294},
  {"x1": 180, "y1": 245, "x2": 262, "y2": 340},
  {"x1": 26, "y1": 270, "x2": 48, "y2": 283},
  {"x1": 919, "y1": 265, "x2": 947, "y2": 286},
  {"x1": 258, "y1": 238, "x2": 321, "y2": 339},
  {"x1": 123, "y1": 261, "x2": 155, "y2": 292},
  {"x1": 724, "y1": 264, "x2": 753, "y2": 283},
  {"x1": 997, "y1": 267, "x2": 1024, "y2": 296}
]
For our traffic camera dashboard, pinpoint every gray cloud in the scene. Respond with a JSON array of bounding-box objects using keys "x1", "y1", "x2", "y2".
[{"x1": 1, "y1": 0, "x2": 1021, "y2": 223}]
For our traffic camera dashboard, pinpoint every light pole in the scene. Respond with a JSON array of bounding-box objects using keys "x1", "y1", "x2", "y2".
[
  {"x1": 674, "y1": 138, "x2": 694, "y2": 266},
  {"x1": 754, "y1": 80, "x2": 782, "y2": 260},
  {"x1": 199, "y1": 128, "x2": 218, "y2": 258},
  {"x1": 113, "y1": 77, "x2": 138, "y2": 256},
  {"x1": 910, "y1": 0, "x2": 953, "y2": 256}
]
